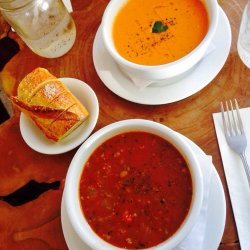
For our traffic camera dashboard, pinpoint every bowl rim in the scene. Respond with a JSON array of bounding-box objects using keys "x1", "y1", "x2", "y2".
[
  {"x1": 101, "y1": 0, "x2": 219, "y2": 70},
  {"x1": 64, "y1": 119, "x2": 204, "y2": 250}
]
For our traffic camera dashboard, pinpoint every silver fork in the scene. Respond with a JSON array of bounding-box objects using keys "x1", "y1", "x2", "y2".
[{"x1": 221, "y1": 99, "x2": 250, "y2": 187}]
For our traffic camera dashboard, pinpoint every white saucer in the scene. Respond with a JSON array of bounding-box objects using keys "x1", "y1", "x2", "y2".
[
  {"x1": 61, "y1": 133, "x2": 226, "y2": 250},
  {"x1": 93, "y1": 7, "x2": 231, "y2": 105},
  {"x1": 20, "y1": 78, "x2": 99, "y2": 155}
]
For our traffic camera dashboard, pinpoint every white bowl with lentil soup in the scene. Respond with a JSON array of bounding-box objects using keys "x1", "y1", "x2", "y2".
[
  {"x1": 101, "y1": 0, "x2": 219, "y2": 86},
  {"x1": 64, "y1": 119, "x2": 203, "y2": 250}
]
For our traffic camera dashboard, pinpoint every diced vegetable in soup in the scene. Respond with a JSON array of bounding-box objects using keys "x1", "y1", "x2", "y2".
[
  {"x1": 113, "y1": 0, "x2": 209, "y2": 65},
  {"x1": 79, "y1": 131, "x2": 193, "y2": 249}
]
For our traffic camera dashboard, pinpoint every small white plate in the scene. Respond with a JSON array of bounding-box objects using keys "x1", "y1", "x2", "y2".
[
  {"x1": 93, "y1": 7, "x2": 231, "y2": 105},
  {"x1": 61, "y1": 133, "x2": 226, "y2": 250},
  {"x1": 20, "y1": 78, "x2": 99, "y2": 154}
]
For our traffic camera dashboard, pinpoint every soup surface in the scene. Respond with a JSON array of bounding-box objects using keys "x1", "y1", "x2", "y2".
[
  {"x1": 113, "y1": 0, "x2": 208, "y2": 65},
  {"x1": 79, "y1": 131, "x2": 192, "y2": 249}
]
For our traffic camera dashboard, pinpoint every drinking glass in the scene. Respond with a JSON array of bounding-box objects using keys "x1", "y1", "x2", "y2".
[
  {"x1": 0, "y1": 0, "x2": 76, "y2": 58},
  {"x1": 237, "y1": 0, "x2": 250, "y2": 68}
]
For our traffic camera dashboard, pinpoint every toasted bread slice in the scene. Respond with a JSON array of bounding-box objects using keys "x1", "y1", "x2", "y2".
[
  {"x1": 17, "y1": 68, "x2": 56, "y2": 102},
  {"x1": 28, "y1": 79, "x2": 65, "y2": 105},
  {"x1": 48, "y1": 104, "x2": 88, "y2": 141}
]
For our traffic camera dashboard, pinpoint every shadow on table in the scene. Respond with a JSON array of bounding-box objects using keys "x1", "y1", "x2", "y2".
[{"x1": 0, "y1": 32, "x2": 20, "y2": 124}]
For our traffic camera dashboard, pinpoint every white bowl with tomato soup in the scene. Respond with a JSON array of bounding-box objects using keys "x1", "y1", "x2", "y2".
[
  {"x1": 101, "y1": 0, "x2": 219, "y2": 87},
  {"x1": 64, "y1": 119, "x2": 203, "y2": 250}
]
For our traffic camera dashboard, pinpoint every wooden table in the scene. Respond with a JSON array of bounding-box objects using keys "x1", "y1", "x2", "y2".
[{"x1": 0, "y1": 0, "x2": 249, "y2": 249}]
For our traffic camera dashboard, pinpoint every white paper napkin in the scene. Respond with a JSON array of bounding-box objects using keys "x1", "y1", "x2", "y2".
[
  {"x1": 175, "y1": 155, "x2": 213, "y2": 250},
  {"x1": 123, "y1": 43, "x2": 216, "y2": 90},
  {"x1": 123, "y1": 72, "x2": 153, "y2": 90},
  {"x1": 213, "y1": 107, "x2": 250, "y2": 250},
  {"x1": 62, "y1": 0, "x2": 73, "y2": 13}
]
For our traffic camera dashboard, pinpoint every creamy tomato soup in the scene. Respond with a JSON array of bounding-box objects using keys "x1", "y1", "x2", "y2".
[
  {"x1": 79, "y1": 131, "x2": 193, "y2": 249},
  {"x1": 112, "y1": 0, "x2": 208, "y2": 65}
]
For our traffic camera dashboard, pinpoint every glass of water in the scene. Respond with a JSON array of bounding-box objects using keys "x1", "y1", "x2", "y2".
[
  {"x1": 237, "y1": 0, "x2": 250, "y2": 68},
  {"x1": 0, "y1": 0, "x2": 76, "y2": 58}
]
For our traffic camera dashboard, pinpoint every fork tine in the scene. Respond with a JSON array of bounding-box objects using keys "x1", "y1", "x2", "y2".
[
  {"x1": 225, "y1": 100, "x2": 233, "y2": 136},
  {"x1": 229, "y1": 99, "x2": 238, "y2": 135},
  {"x1": 221, "y1": 102, "x2": 229, "y2": 137},
  {"x1": 234, "y1": 99, "x2": 245, "y2": 135}
]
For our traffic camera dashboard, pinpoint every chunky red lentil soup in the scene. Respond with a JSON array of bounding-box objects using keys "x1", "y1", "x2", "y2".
[{"x1": 79, "y1": 131, "x2": 192, "y2": 249}]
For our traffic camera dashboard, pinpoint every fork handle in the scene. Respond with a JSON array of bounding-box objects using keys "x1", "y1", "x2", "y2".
[{"x1": 240, "y1": 152, "x2": 250, "y2": 187}]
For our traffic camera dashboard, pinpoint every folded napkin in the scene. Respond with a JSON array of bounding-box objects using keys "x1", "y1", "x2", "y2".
[
  {"x1": 123, "y1": 43, "x2": 216, "y2": 90},
  {"x1": 62, "y1": 0, "x2": 73, "y2": 13},
  {"x1": 122, "y1": 71, "x2": 154, "y2": 90},
  {"x1": 213, "y1": 107, "x2": 250, "y2": 250},
  {"x1": 175, "y1": 155, "x2": 213, "y2": 250}
]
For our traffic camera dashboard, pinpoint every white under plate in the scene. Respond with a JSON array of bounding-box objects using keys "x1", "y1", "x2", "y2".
[
  {"x1": 20, "y1": 78, "x2": 99, "y2": 154},
  {"x1": 93, "y1": 7, "x2": 231, "y2": 105},
  {"x1": 61, "y1": 133, "x2": 226, "y2": 250}
]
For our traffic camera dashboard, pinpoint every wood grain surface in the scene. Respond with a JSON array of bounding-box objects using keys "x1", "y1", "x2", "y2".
[{"x1": 0, "y1": 0, "x2": 249, "y2": 249}]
